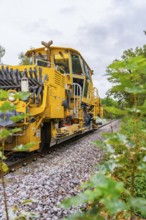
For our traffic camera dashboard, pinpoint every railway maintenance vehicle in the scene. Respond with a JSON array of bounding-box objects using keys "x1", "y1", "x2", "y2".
[{"x1": 0, "y1": 41, "x2": 103, "y2": 152}]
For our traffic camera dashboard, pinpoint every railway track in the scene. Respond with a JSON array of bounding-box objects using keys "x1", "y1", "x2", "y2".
[
  {"x1": 0, "y1": 119, "x2": 119, "y2": 220},
  {"x1": 2, "y1": 119, "x2": 118, "y2": 174}
]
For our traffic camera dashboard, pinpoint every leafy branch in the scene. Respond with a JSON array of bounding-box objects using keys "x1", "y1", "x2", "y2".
[{"x1": 61, "y1": 55, "x2": 146, "y2": 219}]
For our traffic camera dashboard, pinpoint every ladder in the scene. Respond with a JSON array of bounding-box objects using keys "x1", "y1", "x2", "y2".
[{"x1": 72, "y1": 83, "x2": 82, "y2": 118}]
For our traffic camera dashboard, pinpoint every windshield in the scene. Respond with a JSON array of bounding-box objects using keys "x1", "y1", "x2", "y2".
[{"x1": 54, "y1": 57, "x2": 70, "y2": 74}]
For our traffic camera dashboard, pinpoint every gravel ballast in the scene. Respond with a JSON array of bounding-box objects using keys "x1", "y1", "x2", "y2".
[{"x1": 0, "y1": 121, "x2": 119, "y2": 220}]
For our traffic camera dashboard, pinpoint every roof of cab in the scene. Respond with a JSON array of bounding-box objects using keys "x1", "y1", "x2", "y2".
[{"x1": 25, "y1": 46, "x2": 80, "y2": 57}]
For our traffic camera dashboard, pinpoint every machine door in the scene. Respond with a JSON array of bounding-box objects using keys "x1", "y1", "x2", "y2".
[
  {"x1": 72, "y1": 54, "x2": 84, "y2": 95},
  {"x1": 82, "y1": 60, "x2": 92, "y2": 99},
  {"x1": 83, "y1": 80, "x2": 88, "y2": 97},
  {"x1": 71, "y1": 53, "x2": 92, "y2": 100}
]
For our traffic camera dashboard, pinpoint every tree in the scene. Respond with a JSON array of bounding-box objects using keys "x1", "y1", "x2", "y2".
[
  {"x1": 101, "y1": 96, "x2": 119, "y2": 118},
  {"x1": 0, "y1": 90, "x2": 37, "y2": 220},
  {"x1": 106, "y1": 45, "x2": 146, "y2": 108},
  {"x1": 0, "y1": 45, "x2": 5, "y2": 63},
  {"x1": 18, "y1": 47, "x2": 34, "y2": 65},
  {"x1": 101, "y1": 96, "x2": 118, "y2": 107},
  {"x1": 18, "y1": 52, "x2": 31, "y2": 65}
]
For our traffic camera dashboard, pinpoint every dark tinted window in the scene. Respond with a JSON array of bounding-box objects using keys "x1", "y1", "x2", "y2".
[
  {"x1": 72, "y1": 54, "x2": 83, "y2": 75},
  {"x1": 55, "y1": 58, "x2": 70, "y2": 74},
  {"x1": 83, "y1": 61, "x2": 91, "y2": 80}
]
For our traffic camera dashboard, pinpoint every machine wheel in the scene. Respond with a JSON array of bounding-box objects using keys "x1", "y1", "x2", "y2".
[{"x1": 38, "y1": 122, "x2": 51, "y2": 152}]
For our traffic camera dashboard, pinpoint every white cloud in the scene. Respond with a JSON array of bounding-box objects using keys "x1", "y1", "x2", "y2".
[{"x1": 0, "y1": 0, "x2": 146, "y2": 97}]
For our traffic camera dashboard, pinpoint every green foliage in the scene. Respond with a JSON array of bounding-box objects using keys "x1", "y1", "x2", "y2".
[
  {"x1": 10, "y1": 114, "x2": 28, "y2": 123},
  {"x1": 62, "y1": 48, "x2": 146, "y2": 219},
  {"x1": 0, "y1": 151, "x2": 9, "y2": 173},
  {"x1": 0, "y1": 128, "x2": 21, "y2": 140},
  {"x1": 101, "y1": 97, "x2": 118, "y2": 107},
  {"x1": 132, "y1": 174, "x2": 146, "y2": 218},
  {"x1": 0, "y1": 89, "x2": 36, "y2": 220},
  {"x1": 0, "y1": 89, "x2": 30, "y2": 102},
  {"x1": 121, "y1": 45, "x2": 146, "y2": 60},
  {"x1": 14, "y1": 91, "x2": 30, "y2": 101},
  {"x1": 18, "y1": 52, "x2": 31, "y2": 65},
  {"x1": 107, "y1": 46, "x2": 146, "y2": 107},
  {"x1": 62, "y1": 173, "x2": 127, "y2": 219},
  {"x1": 104, "y1": 106, "x2": 126, "y2": 116},
  {"x1": 1, "y1": 162, "x2": 9, "y2": 173},
  {"x1": 134, "y1": 174, "x2": 146, "y2": 199},
  {"x1": 0, "y1": 101, "x2": 16, "y2": 112},
  {"x1": 101, "y1": 97, "x2": 120, "y2": 119},
  {"x1": 130, "y1": 197, "x2": 146, "y2": 217},
  {"x1": 13, "y1": 142, "x2": 36, "y2": 151},
  {"x1": 18, "y1": 46, "x2": 34, "y2": 65},
  {"x1": 0, "y1": 90, "x2": 9, "y2": 100}
]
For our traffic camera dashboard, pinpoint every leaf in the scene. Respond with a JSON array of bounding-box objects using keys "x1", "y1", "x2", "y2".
[
  {"x1": 14, "y1": 91, "x2": 30, "y2": 101},
  {"x1": 0, "y1": 102, "x2": 16, "y2": 112},
  {"x1": 0, "y1": 151, "x2": 6, "y2": 159},
  {"x1": 22, "y1": 198, "x2": 38, "y2": 204},
  {"x1": 0, "y1": 90, "x2": 8, "y2": 100},
  {"x1": 130, "y1": 197, "x2": 146, "y2": 216},
  {"x1": 21, "y1": 199, "x2": 33, "y2": 204},
  {"x1": 62, "y1": 173, "x2": 125, "y2": 210},
  {"x1": 103, "y1": 159, "x2": 122, "y2": 173},
  {"x1": 126, "y1": 107, "x2": 141, "y2": 114},
  {"x1": 125, "y1": 86, "x2": 146, "y2": 94},
  {"x1": 101, "y1": 198, "x2": 127, "y2": 216},
  {"x1": 10, "y1": 113, "x2": 28, "y2": 122},
  {"x1": 0, "y1": 128, "x2": 11, "y2": 139},
  {"x1": 104, "y1": 106, "x2": 126, "y2": 115},
  {"x1": 108, "y1": 60, "x2": 127, "y2": 69},
  {"x1": 1, "y1": 162, "x2": 9, "y2": 173},
  {"x1": 11, "y1": 128, "x2": 22, "y2": 134},
  {"x1": 0, "y1": 128, "x2": 22, "y2": 140},
  {"x1": 13, "y1": 142, "x2": 36, "y2": 151}
]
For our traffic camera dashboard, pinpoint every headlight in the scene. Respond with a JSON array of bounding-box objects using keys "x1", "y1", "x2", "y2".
[{"x1": 8, "y1": 92, "x2": 16, "y2": 102}]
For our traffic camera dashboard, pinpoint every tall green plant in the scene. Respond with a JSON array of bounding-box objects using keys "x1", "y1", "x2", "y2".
[
  {"x1": 61, "y1": 56, "x2": 146, "y2": 219},
  {"x1": 101, "y1": 97, "x2": 119, "y2": 119},
  {"x1": 18, "y1": 52, "x2": 31, "y2": 65},
  {"x1": 107, "y1": 46, "x2": 146, "y2": 107},
  {"x1": 0, "y1": 90, "x2": 36, "y2": 220}
]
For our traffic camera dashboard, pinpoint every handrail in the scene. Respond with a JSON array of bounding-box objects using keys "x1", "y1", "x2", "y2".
[{"x1": 72, "y1": 83, "x2": 82, "y2": 118}]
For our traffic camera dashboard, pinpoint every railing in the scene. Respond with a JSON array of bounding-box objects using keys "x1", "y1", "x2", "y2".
[{"x1": 72, "y1": 83, "x2": 82, "y2": 118}]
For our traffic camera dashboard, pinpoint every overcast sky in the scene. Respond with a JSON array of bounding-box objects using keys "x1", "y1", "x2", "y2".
[{"x1": 0, "y1": 0, "x2": 146, "y2": 97}]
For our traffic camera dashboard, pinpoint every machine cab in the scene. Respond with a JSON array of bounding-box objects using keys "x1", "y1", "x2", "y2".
[
  {"x1": 52, "y1": 49, "x2": 93, "y2": 104},
  {"x1": 26, "y1": 42, "x2": 94, "y2": 104}
]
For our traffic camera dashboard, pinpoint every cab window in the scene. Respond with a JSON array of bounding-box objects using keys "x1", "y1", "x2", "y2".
[
  {"x1": 83, "y1": 61, "x2": 91, "y2": 80},
  {"x1": 72, "y1": 54, "x2": 83, "y2": 75},
  {"x1": 54, "y1": 53, "x2": 70, "y2": 74},
  {"x1": 35, "y1": 54, "x2": 48, "y2": 67}
]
